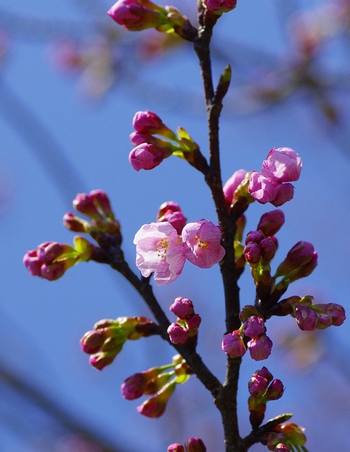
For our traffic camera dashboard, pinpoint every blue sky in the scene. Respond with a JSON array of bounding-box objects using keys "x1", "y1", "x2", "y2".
[{"x1": 1, "y1": 0, "x2": 350, "y2": 450}]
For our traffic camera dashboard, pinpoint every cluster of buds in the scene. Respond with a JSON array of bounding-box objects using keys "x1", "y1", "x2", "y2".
[
  {"x1": 63, "y1": 190, "x2": 121, "y2": 240},
  {"x1": 107, "y1": 0, "x2": 195, "y2": 38},
  {"x1": 277, "y1": 295, "x2": 346, "y2": 331},
  {"x1": 134, "y1": 204, "x2": 225, "y2": 285},
  {"x1": 129, "y1": 110, "x2": 207, "y2": 172},
  {"x1": 23, "y1": 236, "x2": 93, "y2": 281},
  {"x1": 167, "y1": 297, "x2": 202, "y2": 345},
  {"x1": 263, "y1": 422, "x2": 307, "y2": 451},
  {"x1": 168, "y1": 437, "x2": 206, "y2": 451},
  {"x1": 248, "y1": 148, "x2": 302, "y2": 207},
  {"x1": 248, "y1": 367, "x2": 284, "y2": 429},
  {"x1": 80, "y1": 316, "x2": 157, "y2": 370},
  {"x1": 122, "y1": 354, "x2": 191, "y2": 418},
  {"x1": 222, "y1": 308, "x2": 273, "y2": 361}
]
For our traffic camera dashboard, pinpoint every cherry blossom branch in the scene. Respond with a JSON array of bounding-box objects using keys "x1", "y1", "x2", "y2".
[
  {"x1": 193, "y1": 7, "x2": 245, "y2": 452},
  {"x1": 91, "y1": 240, "x2": 222, "y2": 397}
]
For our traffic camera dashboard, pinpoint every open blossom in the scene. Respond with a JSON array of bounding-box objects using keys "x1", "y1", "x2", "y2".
[
  {"x1": 182, "y1": 219, "x2": 225, "y2": 269},
  {"x1": 249, "y1": 148, "x2": 302, "y2": 206},
  {"x1": 134, "y1": 222, "x2": 186, "y2": 285}
]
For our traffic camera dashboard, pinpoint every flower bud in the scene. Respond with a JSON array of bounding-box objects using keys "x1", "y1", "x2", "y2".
[
  {"x1": 245, "y1": 230, "x2": 265, "y2": 244},
  {"x1": 73, "y1": 193, "x2": 103, "y2": 219},
  {"x1": 108, "y1": 0, "x2": 169, "y2": 32},
  {"x1": 89, "y1": 190, "x2": 114, "y2": 219},
  {"x1": 266, "y1": 379, "x2": 284, "y2": 400},
  {"x1": 167, "y1": 323, "x2": 189, "y2": 344},
  {"x1": 63, "y1": 212, "x2": 89, "y2": 232},
  {"x1": 223, "y1": 169, "x2": 248, "y2": 208},
  {"x1": 157, "y1": 202, "x2": 187, "y2": 234},
  {"x1": 202, "y1": 0, "x2": 237, "y2": 14},
  {"x1": 168, "y1": 445, "x2": 185, "y2": 452},
  {"x1": 137, "y1": 380, "x2": 176, "y2": 418},
  {"x1": 184, "y1": 437, "x2": 206, "y2": 452},
  {"x1": 244, "y1": 316, "x2": 266, "y2": 338},
  {"x1": 89, "y1": 349, "x2": 121, "y2": 370},
  {"x1": 170, "y1": 297, "x2": 195, "y2": 319},
  {"x1": 294, "y1": 304, "x2": 318, "y2": 331},
  {"x1": 243, "y1": 242, "x2": 262, "y2": 267},
  {"x1": 129, "y1": 142, "x2": 173, "y2": 171},
  {"x1": 248, "y1": 373, "x2": 270, "y2": 397},
  {"x1": 257, "y1": 210, "x2": 285, "y2": 236},
  {"x1": 185, "y1": 314, "x2": 201, "y2": 329},
  {"x1": 222, "y1": 330, "x2": 246, "y2": 358},
  {"x1": 274, "y1": 444, "x2": 290, "y2": 451},
  {"x1": 247, "y1": 334, "x2": 273, "y2": 361},
  {"x1": 275, "y1": 241, "x2": 315, "y2": 277}
]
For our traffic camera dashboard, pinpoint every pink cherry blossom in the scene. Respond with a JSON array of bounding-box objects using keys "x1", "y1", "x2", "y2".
[
  {"x1": 133, "y1": 222, "x2": 186, "y2": 285},
  {"x1": 182, "y1": 219, "x2": 225, "y2": 269},
  {"x1": 262, "y1": 147, "x2": 302, "y2": 182},
  {"x1": 249, "y1": 147, "x2": 302, "y2": 206}
]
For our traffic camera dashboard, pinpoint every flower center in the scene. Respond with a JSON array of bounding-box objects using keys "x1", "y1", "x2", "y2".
[
  {"x1": 156, "y1": 238, "x2": 169, "y2": 259},
  {"x1": 195, "y1": 235, "x2": 208, "y2": 250}
]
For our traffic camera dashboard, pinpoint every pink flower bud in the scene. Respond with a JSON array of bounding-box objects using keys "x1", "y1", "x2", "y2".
[
  {"x1": 157, "y1": 202, "x2": 187, "y2": 234},
  {"x1": 63, "y1": 212, "x2": 89, "y2": 232},
  {"x1": 247, "y1": 334, "x2": 273, "y2": 361},
  {"x1": 89, "y1": 350, "x2": 119, "y2": 370},
  {"x1": 203, "y1": 0, "x2": 237, "y2": 14},
  {"x1": 322, "y1": 303, "x2": 346, "y2": 326},
  {"x1": 243, "y1": 242, "x2": 262, "y2": 267},
  {"x1": 275, "y1": 241, "x2": 315, "y2": 276},
  {"x1": 260, "y1": 237, "x2": 278, "y2": 262},
  {"x1": 133, "y1": 110, "x2": 164, "y2": 133},
  {"x1": 137, "y1": 380, "x2": 176, "y2": 418},
  {"x1": 40, "y1": 261, "x2": 69, "y2": 281},
  {"x1": 248, "y1": 172, "x2": 279, "y2": 204},
  {"x1": 73, "y1": 193, "x2": 103, "y2": 219},
  {"x1": 257, "y1": 210, "x2": 285, "y2": 236},
  {"x1": 184, "y1": 437, "x2": 206, "y2": 452},
  {"x1": 294, "y1": 305, "x2": 318, "y2": 331},
  {"x1": 244, "y1": 316, "x2": 266, "y2": 338},
  {"x1": 185, "y1": 314, "x2": 201, "y2": 329},
  {"x1": 182, "y1": 219, "x2": 225, "y2": 269},
  {"x1": 89, "y1": 190, "x2": 114, "y2": 219},
  {"x1": 108, "y1": 0, "x2": 168, "y2": 32},
  {"x1": 248, "y1": 373, "x2": 270, "y2": 397},
  {"x1": 121, "y1": 373, "x2": 147, "y2": 400},
  {"x1": 263, "y1": 147, "x2": 302, "y2": 183},
  {"x1": 23, "y1": 250, "x2": 43, "y2": 276},
  {"x1": 221, "y1": 330, "x2": 246, "y2": 358},
  {"x1": 245, "y1": 230, "x2": 265, "y2": 244},
  {"x1": 170, "y1": 297, "x2": 195, "y2": 319},
  {"x1": 80, "y1": 330, "x2": 107, "y2": 354},
  {"x1": 266, "y1": 379, "x2": 284, "y2": 400},
  {"x1": 223, "y1": 169, "x2": 247, "y2": 207},
  {"x1": 167, "y1": 323, "x2": 189, "y2": 344},
  {"x1": 168, "y1": 445, "x2": 185, "y2": 452},
  {"x1": 129, "y1": 143, "x2": 172, "y2": 171}
]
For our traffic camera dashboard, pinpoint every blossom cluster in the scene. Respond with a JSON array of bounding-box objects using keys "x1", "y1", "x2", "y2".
[
  {"x1": 134, "y1": 203, "x2": 225, "y2": 285},
  {"x1": 23, "y1": 236, "x2": 93, "y2": 281},
  {"x1": 248, "y1": 147, "x2": 302, "y2": 206},
  {"x1": 80, "y1": 316, "x2": 156, "y2": 370},
  {"x1": 280, "y1": 295, "x2": 346, "y2": 331},
  {"x1": 129, "y1": 110, "x2": 201, "y2": 171},
  {"x1": 121, "y1": 354, "x2": 191, "y2": 418},
  {"x1": 222, "y1": 313, "x2": 273, "y2": 361},
  {"x1": 248, "y1": 367, "x2": 284, "y2": 429},
  {"x1": 167, "y1": 297, "x2": 201, "y2": 345}
]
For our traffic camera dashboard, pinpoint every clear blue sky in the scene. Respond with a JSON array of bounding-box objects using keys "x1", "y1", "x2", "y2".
[{"x1": 1, "y1": 0, "x2": 350, "y2": 450}]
